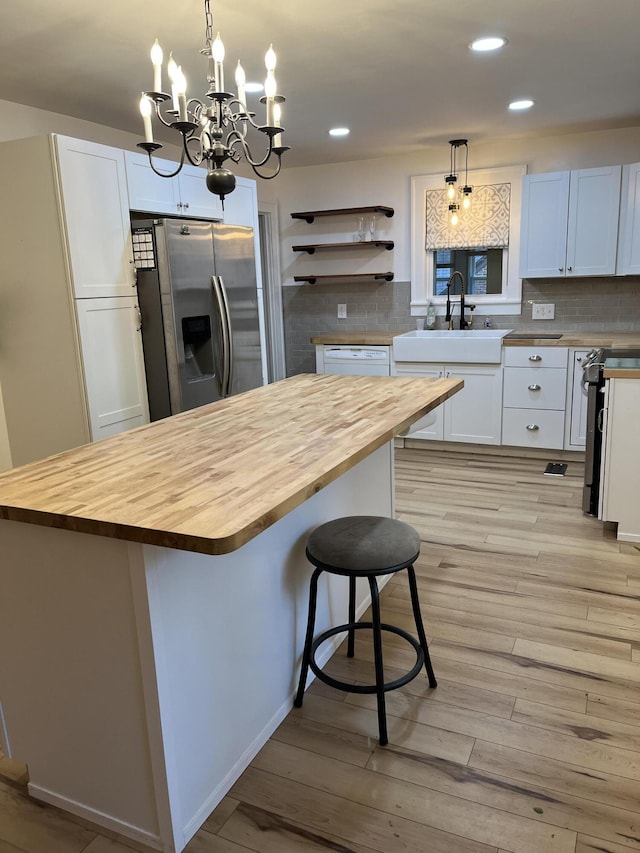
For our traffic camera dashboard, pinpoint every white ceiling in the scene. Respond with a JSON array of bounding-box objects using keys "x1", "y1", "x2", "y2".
[{"x1": 1, "y1": 0, "x2": 639, "y2": 168}]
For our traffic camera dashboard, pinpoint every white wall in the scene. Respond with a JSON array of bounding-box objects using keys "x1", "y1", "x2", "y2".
[{"x1": 274, "y1": 125, "x2": 640, "y2": 286}]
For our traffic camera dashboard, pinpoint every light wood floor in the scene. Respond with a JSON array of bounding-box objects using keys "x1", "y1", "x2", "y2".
[{"x1": 2, "y1": 447, "x2": 640, "y2": 853}]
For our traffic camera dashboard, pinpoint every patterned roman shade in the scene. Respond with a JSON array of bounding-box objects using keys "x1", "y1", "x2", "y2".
[{"x1": 425, "y1": 182, "x2": 511, "y2": 250}]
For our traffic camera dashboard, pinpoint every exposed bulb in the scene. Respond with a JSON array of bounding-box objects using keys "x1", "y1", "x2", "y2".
[
  {"x1": 139, "y1": 94, "x2": 153, "y2": 117},
  {"x1": 167, "y1": 53, "x2": 178, "y2": 83},
  {"x1": 235, "y1": 61, "x2": 246, "y2": 87},
  {"x1": 462, "y1": 195, "x2": 471, "y2": 210},
  {"x1": 447, "y1": 182, "x2": 456, "y2": 200},
  {"x1": 265, "y1": 44, "x2": 277, "y2": 71},
  {"x1": 175, "y1": 66, "x2": 187, "y2": 96},
  {"x1": 212, "y1": 33, "x2": 225, "y2": 62},
  {"x1": 450, "y1": 211, "x2": 459, "y2": 226},
  {"x1": 150, "y1": 39, "x2": 163, "y2": 66}
]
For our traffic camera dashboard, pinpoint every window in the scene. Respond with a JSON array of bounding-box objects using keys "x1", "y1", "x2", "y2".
[{"x1": 434, "y1": 249, "x2": 503, "y2": 296}]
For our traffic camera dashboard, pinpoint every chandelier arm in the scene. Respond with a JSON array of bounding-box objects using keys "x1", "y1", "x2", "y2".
[
  {"x1": 146, "y1": 147, "x2": 187, "y2": 178},
  {"x1": 248, "y1": 157, "x2": 283, "y2": 181},
  {"x1": 228, "y1": 128, "x2": 275, "y2": 169},
  {"x1": 184, "y1": 135, "x2": 205, "y2": 165}
]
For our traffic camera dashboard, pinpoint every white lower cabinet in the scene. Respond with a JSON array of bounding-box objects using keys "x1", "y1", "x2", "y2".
[
  {"x1": 76, "y1": 297, "x2": 150, "y2": 441},
  {"x1": 393, "y1": 362, "x2": 503, "y2": 444},
  {"x1": 502, "y1": 347, "x2": 568, "y2": 449}
]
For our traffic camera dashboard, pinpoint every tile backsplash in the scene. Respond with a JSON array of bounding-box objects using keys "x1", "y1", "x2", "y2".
[{"x1": 283, "y1": 277, "x2": 640, "y2": 375}]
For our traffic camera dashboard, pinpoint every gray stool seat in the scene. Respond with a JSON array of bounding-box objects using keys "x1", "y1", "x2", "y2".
[
  {"x1": 307, "y1": 516, "x2": 421, "y2": 574},
  {"x1": 294, "y1": 515, "x2": 437, "y2": 746}
]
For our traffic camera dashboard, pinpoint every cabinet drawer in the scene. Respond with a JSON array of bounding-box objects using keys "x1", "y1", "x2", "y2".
[
  {"x1": 503, "y1": 367, "x2": 567, "y2": 409},
  {"x1": 502, "y1": 408, "x2": 565, "y2": 449},
  {"x1": 503, "y1": 347, "x2": 568, "y2": 368}
]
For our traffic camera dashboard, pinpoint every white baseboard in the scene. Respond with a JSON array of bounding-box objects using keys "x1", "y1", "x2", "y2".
[{"x1": 28, "y1": 783, "x2": 163, "y2": 851}]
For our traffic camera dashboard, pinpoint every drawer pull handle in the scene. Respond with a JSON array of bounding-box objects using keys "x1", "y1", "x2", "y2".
[
  {"x1": 526, "y1": 424, "x2": 540, "y2": 431},
  {"x1": 528, "y1": 384, "x2": 541, "y2": 391},
  {"x1": 528, "y1": 354, "x2": 542, "y2": 362}
]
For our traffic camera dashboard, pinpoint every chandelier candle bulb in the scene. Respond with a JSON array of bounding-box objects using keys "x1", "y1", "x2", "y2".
[
  {"x1": 150, "y1": 39, "x2": 163, "y2": 92},
  {"x1": 168, "y1": 53, "x2": 179, "y2": 112},
  {"x1": 212, "y1": 33, "x2": 225, "y2": 92},
  {"x1": 139, "y1": 95, "x2": 154, "y2": 143},
  {"x1": 235, "y1": 61, "x2": 246, "y2": 109},
  {"x1": 264, "y1": 70, "x2": 276, "y2": 125},
  {"x1": 175, "y1": 67, "x2": 188, "y2": 121}
]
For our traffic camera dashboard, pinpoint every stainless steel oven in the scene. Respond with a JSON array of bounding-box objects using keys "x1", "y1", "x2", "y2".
[{"x1": 582, "y1": 346, "x2": 640, "y2": 515}]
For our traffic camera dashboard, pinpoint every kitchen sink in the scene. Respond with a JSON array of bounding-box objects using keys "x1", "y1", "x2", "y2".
[{"x1": 393, "y1": 329, "x2": 513, "y2": 363}]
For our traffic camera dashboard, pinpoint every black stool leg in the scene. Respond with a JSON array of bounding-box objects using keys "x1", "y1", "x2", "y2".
[
  {"x1": 406, "y1": 564, "x2": 437, "y2": 688},
  {"x1": 294, "y1": 566, "x2": 323, "y2": 708},
  {"x1": 368, "y1": 575, "x2": 388, "y2": 745},
  {"x1": 347, "y1": 575, "x2": 356, "y2": 658}
]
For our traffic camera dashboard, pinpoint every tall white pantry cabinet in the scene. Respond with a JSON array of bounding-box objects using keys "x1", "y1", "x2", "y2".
[{"x1": 0, "y1": 135, "x2": 149, "y2": 470}]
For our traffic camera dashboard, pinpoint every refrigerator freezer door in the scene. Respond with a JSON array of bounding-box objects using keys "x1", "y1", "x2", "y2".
[
  {"x1": 212, "y1": 224, "x2": 263, "y2": 395},
  {"x1": 161, "y1": 219, "x2": 224, "y2": 412}
]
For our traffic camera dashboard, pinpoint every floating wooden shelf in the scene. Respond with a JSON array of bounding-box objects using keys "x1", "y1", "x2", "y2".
[
  {"x1": 293, "y1": 272, "x2": 394, "y2": 284},
  {"x1": 290, "y1": 206, "x2": 394, "y2": 223},
  {"x1": 292, "y1": 240, "x2": 394, "y2": 254}
]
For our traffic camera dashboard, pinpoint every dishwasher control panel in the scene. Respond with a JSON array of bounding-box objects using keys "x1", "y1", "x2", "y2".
[{"x1": 318, "y1": 345, "x2": 391, "y2": 376}]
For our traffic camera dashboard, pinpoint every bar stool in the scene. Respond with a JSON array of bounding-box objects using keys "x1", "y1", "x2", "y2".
[{"x1": 293, "y1": 515, "x2": 437, "y2": 745}]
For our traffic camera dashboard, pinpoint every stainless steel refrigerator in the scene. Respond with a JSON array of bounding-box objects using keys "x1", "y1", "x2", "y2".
[{"x1": 131, "y1": 218, "x2": 263, "y2": 421}]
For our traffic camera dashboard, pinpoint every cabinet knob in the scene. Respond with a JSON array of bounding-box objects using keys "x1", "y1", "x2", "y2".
[
  {"x1": 526, "y1": 424, "x2": 540, "y2": 431},
  {"x1": 567, "y1": 266, "x2": 573, "y2": 272},
  {"x1": 559, "y1": 267, "x2": 564, "y2": 272},
  {"x1": 576, "y1": 356, "x2": 582, "y2": 363},
  {"x1": 528, "y1": 354, "x2": 542, "y2": 362},
  {"x1": 177, "y1": 202, "x2": 183, "y2": 211},
  {"x1": 528, "y1": 384, "x2": 541, "y2": 391},
  {"x1": 183, "y1": 202, "x2": 190, "y2": 210}
]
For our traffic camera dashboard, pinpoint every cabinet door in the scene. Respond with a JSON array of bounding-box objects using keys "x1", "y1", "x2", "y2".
[
  {"x1": 76, "y1": 297, "x2": 150, "y2": 441},
  {"x1": 519, "y1": 172, "x2": 569, "y2": 278},
  {"x1": 55, "y1": 136, "x2": 135, "y2": 298},
  {"x1": 566, "y1": 350, "x2": 590, "y2": 448},
  {"x1": 176, "y1": 164, "x2": 223, "y2": 220},
  {"x1": 617, "y1": 162, "x2": 640, "y2": 275},
  {"x1": 124, "y1": 151, "x2": 181, "y2": 216},
  {"x1": 444, "y1": 365, "x2": 503, "y2": 444},
  {"x1": 566, "y1": 166, "x2": 621, "y2": 277},
  {"x1": 222, "y1": 177, "x2": 262, "y2": 290},
  {"x1": 392, "y1": 363, "x2": 444, "y2": 439}
]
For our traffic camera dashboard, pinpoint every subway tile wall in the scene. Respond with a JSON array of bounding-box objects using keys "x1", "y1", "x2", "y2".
[{"x1": 282, "y1": 277, "x2": 640, "y2": 375}]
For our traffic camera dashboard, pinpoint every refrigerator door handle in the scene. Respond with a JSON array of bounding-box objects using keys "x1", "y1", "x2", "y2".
[
  {"x1": 218, "y1": 275, "x2": 233, "y2": 397},
  {"x1": 211, "y1": 275, "x2": 230, "y2": 397}
]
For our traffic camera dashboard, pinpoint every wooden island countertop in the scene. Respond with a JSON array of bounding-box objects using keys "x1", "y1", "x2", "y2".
[{"x1": 0, "y1": 373, "x2": 461, "y2": 556}]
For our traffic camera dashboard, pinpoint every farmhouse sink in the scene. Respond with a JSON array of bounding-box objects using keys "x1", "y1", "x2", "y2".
[{"x1": 393, "y1": 329, "x2": 513, "y2": 363}]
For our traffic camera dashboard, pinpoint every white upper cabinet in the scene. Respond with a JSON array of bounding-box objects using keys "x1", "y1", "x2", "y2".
[
  {"x1": 55, "y1": 135, "x2": 136, "y2": 298},
  {"x1": 617, "y1": 162, "x2": 640, "y2": 275},
  {"x1": 125, "y1": 151, "x2": 222, "y2": 220},
  {"x1": 520, "y1": 166, "x2": 622, "y2": 278}
]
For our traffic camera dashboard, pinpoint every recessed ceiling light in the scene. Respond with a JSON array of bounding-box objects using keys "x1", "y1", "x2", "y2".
[
  {"x1": 244, "y1": 82, "x2": 263, "y2": 93},
  {"x1": 470, "y1": 36, "x2": 507, "y2": 52},
  {"x1": 509, "y1": 99, "x2": 534, "y2": 111},
  {"x1": 329, "y1": 127, "x2": 350, "y2": 137}
]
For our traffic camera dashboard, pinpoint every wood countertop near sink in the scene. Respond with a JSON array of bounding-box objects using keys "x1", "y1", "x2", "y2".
[
  {"x1": 311, "y1": 331, "x2": 403, "y2": 345},
  {"x1": 312, "y1": 331, "x2": 640, "y2": 348},
  {"x1": 0, "y1": 374, "x2": 461, "y2": 555}
]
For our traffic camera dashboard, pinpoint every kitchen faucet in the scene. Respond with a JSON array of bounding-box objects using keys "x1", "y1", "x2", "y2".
[{"x1": 445, "y1": 271, "x2": 475, "y2": 329}]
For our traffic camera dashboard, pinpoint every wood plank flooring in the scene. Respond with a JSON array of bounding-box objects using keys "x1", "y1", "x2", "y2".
[{"x1": 2, "y1": 447, "x2": 640, "y2": 853}]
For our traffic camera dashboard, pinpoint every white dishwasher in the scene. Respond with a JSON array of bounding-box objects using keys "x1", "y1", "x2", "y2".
[{"x1": 318, "y1": 345, "x2": 391, "y2": 376}]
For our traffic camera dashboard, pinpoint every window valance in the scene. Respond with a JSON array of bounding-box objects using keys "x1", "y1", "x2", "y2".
[{"x1": 425, "y1": 182, "x2": 511, "y2": 250}]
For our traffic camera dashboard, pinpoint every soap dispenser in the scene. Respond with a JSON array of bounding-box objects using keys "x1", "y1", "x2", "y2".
[{"x1": 426, "y1": 301, "x2": 436, "y2": 330}]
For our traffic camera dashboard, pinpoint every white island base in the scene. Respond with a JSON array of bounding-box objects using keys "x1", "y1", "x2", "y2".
[{"x1": 0, "y1": 444, "x2": 393, "y2": 852}]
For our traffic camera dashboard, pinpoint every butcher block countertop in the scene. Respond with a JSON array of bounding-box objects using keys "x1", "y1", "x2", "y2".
[
  {"x1": 311, "y1": 331, "x2": 640, "y2": 348},
  {"x1": 604, "y1": 357, "x2": 640, "y2": 379},
  {"x1": 0, "y1": 374, "x2": 461, "y2": 556}
]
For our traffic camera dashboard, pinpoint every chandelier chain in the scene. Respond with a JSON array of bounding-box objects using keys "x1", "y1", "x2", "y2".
[{"x1": 204, "y1": 0, "x2": 214, "y2": 50}]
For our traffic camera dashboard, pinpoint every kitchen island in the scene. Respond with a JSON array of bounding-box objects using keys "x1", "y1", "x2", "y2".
[{"x1": 0, "y1": 373, "x2": 461, "y2": 853}]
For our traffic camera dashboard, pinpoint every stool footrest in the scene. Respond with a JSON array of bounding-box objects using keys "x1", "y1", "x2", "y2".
[{"x1": 309, "y1": 622, "x2": 425, "y2": 694}]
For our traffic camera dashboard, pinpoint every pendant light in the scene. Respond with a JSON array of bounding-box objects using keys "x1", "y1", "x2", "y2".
[{"x1": 444, "y1": 139, "x2": 473, "y2": 223}]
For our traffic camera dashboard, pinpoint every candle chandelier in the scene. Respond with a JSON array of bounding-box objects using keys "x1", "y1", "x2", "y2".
[
  {"x1": 444, "y1": 138, "x2": 473, "y2": 226},
  {"x1": 137, "y1": 0, "x2": 289, "y2": 204}
]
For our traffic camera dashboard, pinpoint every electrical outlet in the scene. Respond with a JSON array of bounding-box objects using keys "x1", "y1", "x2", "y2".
[
  {"x1": 532, "y1": 303, "x2": 555, "y2": 320},
  {"x1": 337, "y1": 303, "x2": 347, "y2": 319}
]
